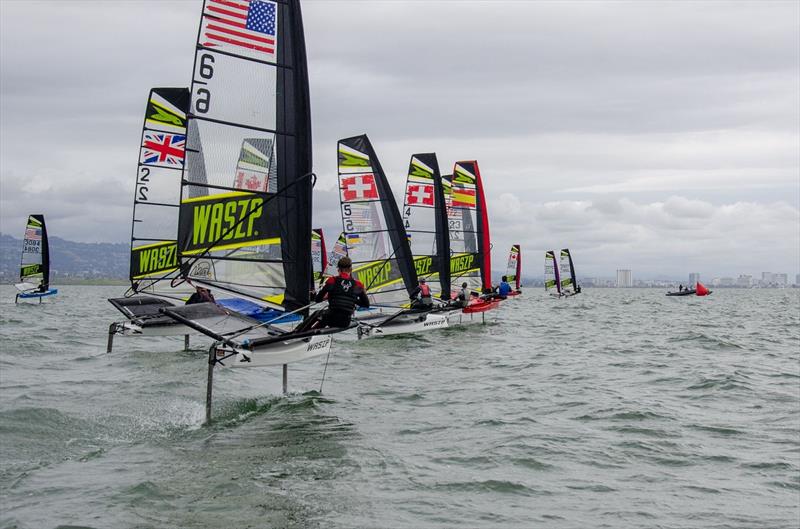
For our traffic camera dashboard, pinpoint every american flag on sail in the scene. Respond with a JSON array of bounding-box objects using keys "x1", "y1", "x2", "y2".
[
  {"x1": 25, "y1": 228, "x2": 42, "y2": 241},
  {"x1": 141, "y1": 132, "x2": 186, "y2": 167},
  {"x1": 202, "y1": 0, "x2": 277, "y2": 59}
]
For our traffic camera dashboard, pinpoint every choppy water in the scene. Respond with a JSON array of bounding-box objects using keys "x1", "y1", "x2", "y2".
[{"x1": 0, "y1": 286, "x2": 798, "y2": 529}]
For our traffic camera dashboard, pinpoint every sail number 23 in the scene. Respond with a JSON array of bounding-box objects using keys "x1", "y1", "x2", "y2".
[{"x1": 194, "y1": 54, "x2": 215, "y2": 114}]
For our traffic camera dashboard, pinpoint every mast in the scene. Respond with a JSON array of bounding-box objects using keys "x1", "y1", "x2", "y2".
[
  {"x1": 553, "y1": 251, "x2": 562, "y2": 295},
  {"x1": 176, "y1": 0, "x2": 313, "y2": 314},
  {"x1": 39, "y1": 216, "x2": 50, "y2": 290},
  {"x1": 562, "y1": 248, "x2": 577, "y2": 292},
  {"x1": 337, "y1": 135, "x2": 417, "y2": 306}
]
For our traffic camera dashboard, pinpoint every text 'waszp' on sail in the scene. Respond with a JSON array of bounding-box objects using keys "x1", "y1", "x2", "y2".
[
  {"x1": 160, "y1": 0, "x2": 338, "y2": 388},
  {"x1": 337, "y1": 136, "x2": 449, "y2": 338}
]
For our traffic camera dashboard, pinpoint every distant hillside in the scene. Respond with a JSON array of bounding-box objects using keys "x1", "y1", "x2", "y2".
[{"x1": 0, "y1": 233, "x2": 128, "y2": 281}]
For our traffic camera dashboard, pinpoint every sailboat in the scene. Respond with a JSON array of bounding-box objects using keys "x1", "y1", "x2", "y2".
[
  {"x1": 106, "y1": 87, "x2": 198, "y2": 349},
  {"x1": 559, "y1": 248, "x2": 581, "y2": 296},
  {"x1": 443, "y1": 161, "x2": 501, "y2": 323},
  {"x1": 544, "y1": 250, "x2": 563, "y2": 298},
  {"x1": 14, "y1": 215, "x2": 58, "y2": 303},
  {"x1": 336, "y1": 136, "x2": 448, "y2": 338},
  {"x1": 157, "y1": 0, "x2": 340, "y2": 421},
  {"x1": 666, "y1": 281, "x2": 712, "y2": 296},
  {"x1": 505, "y1": 244, "x2": 522, "y2": 297}
]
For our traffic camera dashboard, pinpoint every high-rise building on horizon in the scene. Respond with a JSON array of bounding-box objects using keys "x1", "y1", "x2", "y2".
[
  {"x1": 689, "y1": 273, "x2": 700, "y2": 286},
  {"x1": 616, "y1": 269, "x2": 632, "y2": 288},
  {"x1": 796, "y1": 274, "x2": 800, "y2": 286},
  {"x1": 737, "y1": 275, "x2": 752, "y2": 288}
]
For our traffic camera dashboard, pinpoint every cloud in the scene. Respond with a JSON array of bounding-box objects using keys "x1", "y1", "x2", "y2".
[{"x1": 0, "y1": 0, "x2": 797, "y2": 279}]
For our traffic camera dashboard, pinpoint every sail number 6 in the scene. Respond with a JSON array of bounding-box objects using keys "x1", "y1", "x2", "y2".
[{"x1": 195, "y1": 54, "x2": 215, "y2": 114}]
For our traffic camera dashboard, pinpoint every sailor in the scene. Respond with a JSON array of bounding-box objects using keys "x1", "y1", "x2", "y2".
[
  {"x1": 186, "y1": 286, "x2": 215, "y2": 305},
  {"x1": 306, "y1": 256, "x2": 369, "y2": 329},
  {"x1": 409, "y1": 277, "x2": 433, "y2": 309},
  {"x1": 454, "y1": 281, "x2": 470, "y2": 307},
  {"x1": 679, "y1": 284, "x2": 684, "y2": 292},
  {"x1": 497, "y1": 276, "x2": 512, "y2": 299}
]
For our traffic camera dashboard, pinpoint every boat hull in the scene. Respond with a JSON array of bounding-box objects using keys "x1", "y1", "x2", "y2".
[
  {"x1": 357, "y1": 312, "x2": 449, "y2": 339},
  {"x1": 16, "y1": 288, "x2": 58, "y2": 299},
  {"x1": 214, "y1": 334, "x2": 333, "y2": 367}
]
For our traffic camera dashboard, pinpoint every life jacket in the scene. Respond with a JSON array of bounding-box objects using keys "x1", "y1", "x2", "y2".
[
  {"x1": 325, "y1": 273, "x2": 365, "y2": 314},
  {"x1": 498, "y1": 282, "x2": 512, "y2": 297},
  {"x1": 419, "y1": 283, "x2": 431, "y2": 298}
]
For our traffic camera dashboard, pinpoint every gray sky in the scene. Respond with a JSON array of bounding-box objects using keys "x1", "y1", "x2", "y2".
[{"x1": 1, "y1": 0, "x2": 798, "y2": 279}]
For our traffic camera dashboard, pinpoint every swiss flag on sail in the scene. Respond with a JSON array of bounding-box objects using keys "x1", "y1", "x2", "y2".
[
  {"x1": 341, "y1": 174, "x2": 379, "y2": 202},
  {"x1": 407, "y1": 184, "x2": 434, "y2": 206}
]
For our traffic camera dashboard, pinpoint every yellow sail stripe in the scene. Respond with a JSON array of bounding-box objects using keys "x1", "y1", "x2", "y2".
[
  {"x1": 182, "y1": 237, "x2": 280, "y2": 255},
  {"x1": 181, "y1": 190, "x2": 258, "y2": 204}
]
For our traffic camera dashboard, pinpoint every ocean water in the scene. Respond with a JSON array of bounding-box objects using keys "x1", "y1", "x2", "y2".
[{"x1": 0, "y1": 286, "x2": 798, "y2": 529}]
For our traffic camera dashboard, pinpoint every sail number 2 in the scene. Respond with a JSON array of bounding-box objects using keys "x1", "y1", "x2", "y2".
[{"x1": 194, "y1": 54, "x2": 215, "y2": 114}]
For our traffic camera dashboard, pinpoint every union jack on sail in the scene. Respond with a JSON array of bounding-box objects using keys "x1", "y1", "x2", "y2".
[{"x1": 141, "y1": 132, "x2": 186, "y2": 167}]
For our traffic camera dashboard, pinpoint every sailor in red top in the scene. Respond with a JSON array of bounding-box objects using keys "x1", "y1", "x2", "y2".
[
  {"x1": 303, "y1": 256, "x2": 369, "y2": 329},
  {"x1": 409, "y1": 277, "x2": 433, "y2": 309}
]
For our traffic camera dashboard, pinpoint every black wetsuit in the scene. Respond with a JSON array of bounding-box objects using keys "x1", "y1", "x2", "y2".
[
  {"x1": 186, "y1": 291, "x2": 215, "y2": 305},
  {"x1": 314, "y1": 273, "x2": 369, "y2": 328}
]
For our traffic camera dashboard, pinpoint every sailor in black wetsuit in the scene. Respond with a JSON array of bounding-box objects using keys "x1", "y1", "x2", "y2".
[
  {"x1": 186, "y1": 286, "x2": 215, "y2": 305},
  {"x1": 307, "y1": 256, "x2": 369, "y2": 329}
]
